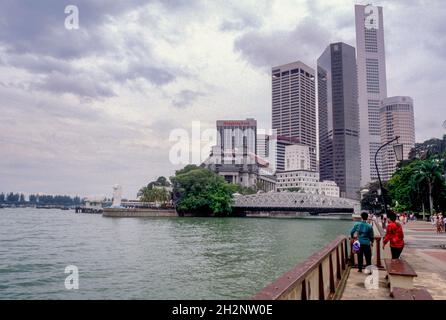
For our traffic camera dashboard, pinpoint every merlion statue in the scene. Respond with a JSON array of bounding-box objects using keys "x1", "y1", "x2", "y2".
[{"x1": 112, "y1": 185, "x2": 122, "y2": 208}]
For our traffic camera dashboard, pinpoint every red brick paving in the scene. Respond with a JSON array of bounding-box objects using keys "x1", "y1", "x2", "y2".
[{"x1": 423, "y1": 251, "x2": 446, "y2": 262}]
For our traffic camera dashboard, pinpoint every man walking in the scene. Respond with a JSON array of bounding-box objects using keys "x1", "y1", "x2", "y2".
[{"x1": 351, "y1": 212, "x2": 375, "y2": 272}]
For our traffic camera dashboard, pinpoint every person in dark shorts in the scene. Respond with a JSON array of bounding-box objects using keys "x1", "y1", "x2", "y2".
[{"x1": 350, "y1": 212, "x2": 375, "y2": 272}]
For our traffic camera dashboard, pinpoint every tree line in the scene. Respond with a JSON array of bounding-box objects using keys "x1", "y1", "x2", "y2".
[
  {"x1": 0, "y1": 193, "x2": 83, "y2": 206},
  {"x1": 138, "y1": 167, "x2": 260, "y2": 215},
  {"x1": 362, "y1": 134, "x2": 446, "y2": 218}
]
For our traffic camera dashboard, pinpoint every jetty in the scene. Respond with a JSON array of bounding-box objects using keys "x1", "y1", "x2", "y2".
[{"x1": 252, "y1": 218, "x2": 441, "y2": 300}]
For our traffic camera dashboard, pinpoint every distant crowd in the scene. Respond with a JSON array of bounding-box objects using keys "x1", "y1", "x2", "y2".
[
  {"x1": 431, "y1": 213, "x2": 446, "y2": 234},
  {"x1": 381, "y1": 211, "x2": 417, "y2": 228}
]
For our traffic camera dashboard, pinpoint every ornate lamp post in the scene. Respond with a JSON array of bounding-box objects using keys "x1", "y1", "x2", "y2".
[{"x1": 374, "y1": 136, "x2": 404, "y2": 215}]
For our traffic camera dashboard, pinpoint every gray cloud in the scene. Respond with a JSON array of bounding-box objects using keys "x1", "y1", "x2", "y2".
[
  {"x1": 234, "y1": 17, "x2": 331, "y2": 69},
  {"x1": 220, "y1": 13, "x2": 262, "y2": 32},
  {"x1": 172, "y1": 90, "x2": 204, "y2": 108}
]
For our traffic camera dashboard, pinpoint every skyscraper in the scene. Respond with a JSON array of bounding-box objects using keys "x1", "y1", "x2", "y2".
[
  {"x1": 318, "y1": 42, "x2": 361, "y2": 199},
  {"x1": 271, "y1": 61, "x2": 317, "y2": 171},
  {"x1": 380, "y1": 96, "x2": 415, "y2": 181},
  {"x1": 355, "y1": 4, "x2": 388, "y2": 187}
]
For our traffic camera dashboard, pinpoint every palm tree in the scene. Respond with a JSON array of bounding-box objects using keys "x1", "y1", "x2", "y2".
[{"x1": 413, "y1": 160, "x2": 444, "y2": 215}]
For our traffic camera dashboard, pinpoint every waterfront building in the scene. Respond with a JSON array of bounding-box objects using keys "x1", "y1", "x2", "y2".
[
  {"x1": 84, "y1": 196, "x2": 106, "y2": 209},
  {"x1": 317, "y1": 42, "x2": 361, "y2": 199},
  {"x1": 272, "y1": 61, "x2": 317, "y2": 171},
  {"x1": 380, "y1": 96, "x2": 415, "y2": 181},
  {"x1": 319, "y1": 180, "x2": 341, "y2": 198},
  {"x1": 355, "y1": 4, "x2": 388, "y2": 186},
  {"x1": 256, "y1": 175, "x2": 277, "y2": 193},
  {"x1": 276, "y1": 170, "x2": 340, "y2": 197},
  {"x1": 203, "y1": 119, "x2": 259, "y2": 187},
  {"x1": 285, "y1": 144, "x2": 311, "y2": 171}
]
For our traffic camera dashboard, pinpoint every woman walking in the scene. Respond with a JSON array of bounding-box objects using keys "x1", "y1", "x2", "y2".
[{"x1": 383, "y1": 211, "x2": 405, "y2": 259}]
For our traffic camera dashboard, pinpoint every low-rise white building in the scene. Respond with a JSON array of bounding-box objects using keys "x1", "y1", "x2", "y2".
[
  {"x1": 285, "y1": 144, "x2": 311, "y2": 171},
  {"x1": 319, "y1": 180, "x2": 340, "y2": 197},
  {"x1": 276, "y1": 170, "x2": 340, "y2": 197}
]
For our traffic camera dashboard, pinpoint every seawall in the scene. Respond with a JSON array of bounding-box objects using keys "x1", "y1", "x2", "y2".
[{"x1": 102, "y1": 208, "x2": 177, "y2": 217}]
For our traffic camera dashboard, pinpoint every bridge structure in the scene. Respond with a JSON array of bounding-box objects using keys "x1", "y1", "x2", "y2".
[{"x1": 232, "y1": 192, "x2": 360, "y2": 216}]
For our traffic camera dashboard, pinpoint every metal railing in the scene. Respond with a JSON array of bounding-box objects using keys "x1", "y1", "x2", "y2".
[{"x1": 252, "y1": 235, "x2": 350, "y2": 300}]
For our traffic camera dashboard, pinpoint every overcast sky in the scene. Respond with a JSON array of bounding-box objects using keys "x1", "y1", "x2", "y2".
[{"x1": 1, "y1": 0, "x2": 445, "y2": 198}]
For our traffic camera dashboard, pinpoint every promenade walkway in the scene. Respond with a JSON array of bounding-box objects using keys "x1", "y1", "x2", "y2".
[
  {"x1": 341, "y1": 220, "x2": 446, "y2": 300},
  {"x1": 403, "y1": 221, "x2": 446, "y2": 299}
]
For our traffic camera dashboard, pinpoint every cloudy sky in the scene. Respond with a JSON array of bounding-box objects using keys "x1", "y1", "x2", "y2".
[{"x1": 1, "y1": 0, "x2": 445, "y2": 198}]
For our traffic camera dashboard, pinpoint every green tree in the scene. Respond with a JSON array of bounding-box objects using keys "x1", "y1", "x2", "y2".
[
  {"x1": 140, "y1": 176, "x2": 172, "y2": 193},
  {"x1": 0, "y1": 193, "x2": 4, "y2": 203},
  {"x1": 412, "y1": 160, "x2": 444, "y2": 215},
  {"x1": 360, "y1": 181, "x2": 390, "y2": 213},
  {"x1": 170, "y1": 165, "x2": 235, "y2": 216},
  {"x1": 233, "y1": 185, "x2": 257, "y2": 195},
  {"x1": 139, "y1": 186, "x2": 170, "y2": 205}
]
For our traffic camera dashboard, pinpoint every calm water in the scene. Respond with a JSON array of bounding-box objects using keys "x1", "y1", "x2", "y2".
[{"x1": 0, "y1": 208, "x2": 352, "y2": 299}]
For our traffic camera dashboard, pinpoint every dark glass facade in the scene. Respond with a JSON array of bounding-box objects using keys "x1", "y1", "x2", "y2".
[{"x1": 317, "y1": 43, "x2": 361, "y2": 200}]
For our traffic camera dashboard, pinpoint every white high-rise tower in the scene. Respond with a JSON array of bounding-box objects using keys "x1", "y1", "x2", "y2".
[{"x1": 355, "y1": 4, "x2": 387, "y2": 187}]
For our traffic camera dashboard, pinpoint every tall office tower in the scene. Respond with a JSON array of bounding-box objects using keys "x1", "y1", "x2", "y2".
[
  {"x1": 380, "y1": 96, "x2": 415, "y2": 181},
  {"x1": 355, "y1": 4, "x2": 388, "y2": 187},
  {"x1": 271, "y1": 61, "x2": 317, "y2": 171},
  {"x1": 318, "y1": 42, "x2": 361, "y2": 200}
]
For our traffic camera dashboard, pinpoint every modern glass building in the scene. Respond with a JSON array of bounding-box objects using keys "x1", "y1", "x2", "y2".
[
  {"x1": 355, "y1": 4, "x2": 388, "y2": 187},
  {"x1": 380, "y1": 96, "x2": 415, "y2": 181},
  {"x1": 317, "y1": 42, "x2": 361, "y2": 200}
]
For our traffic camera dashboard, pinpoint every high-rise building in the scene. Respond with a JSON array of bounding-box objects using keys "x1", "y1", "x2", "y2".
[
  {"x1": 355, "y1": 4, "x2": 388, "y2": 186},
  {"x1": 380, "y1": 96, "x2": 415, "y2": 181},
  {"x1": 317, "y1": 42, "x2": 361, "y2": 200},
  {"x1": 271, "y1": 61, "x2": 317, "y2": 171}
]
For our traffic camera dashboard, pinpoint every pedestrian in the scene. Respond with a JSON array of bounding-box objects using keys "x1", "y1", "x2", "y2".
[
  {"x1": 436, "y1": 215, "x2": 443, "y2": 234},
  {"x1": 351, "y1": 211, "x2": 375, "y2": 272},
  {"x1": 383, "y1": 211, "x2": 405, "y2": 259}
]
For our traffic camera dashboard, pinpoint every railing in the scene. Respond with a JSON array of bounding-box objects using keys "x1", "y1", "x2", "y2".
[{"x1": 252, "y1": 235, "x2": 350, "y2": 300}]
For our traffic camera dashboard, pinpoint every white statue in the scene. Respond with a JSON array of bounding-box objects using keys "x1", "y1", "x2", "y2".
[{"x1": 112, "y1": 185, "x2": 122, "y2": 208}]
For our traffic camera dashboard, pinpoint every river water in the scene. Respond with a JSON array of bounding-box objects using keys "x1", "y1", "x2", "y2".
[{"x1": 0, "y1": 208, "x2": 353, "y2": 299}]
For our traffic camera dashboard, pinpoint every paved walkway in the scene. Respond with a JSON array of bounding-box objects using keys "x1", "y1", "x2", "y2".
[
  {"x1": 341, "y1": 220, "x2": 446, "y2": 300},
  {"x1": 341, "y1": 267, "x2": 391, "y2": 300},
  {"x1": 402, "y1": 221, "x2": 446, "y2": 299}
]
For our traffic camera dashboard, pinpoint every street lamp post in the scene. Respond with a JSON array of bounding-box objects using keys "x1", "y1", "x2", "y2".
[{"x1": 374, "y1": 136, "x2": 404, "y2": 215}]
